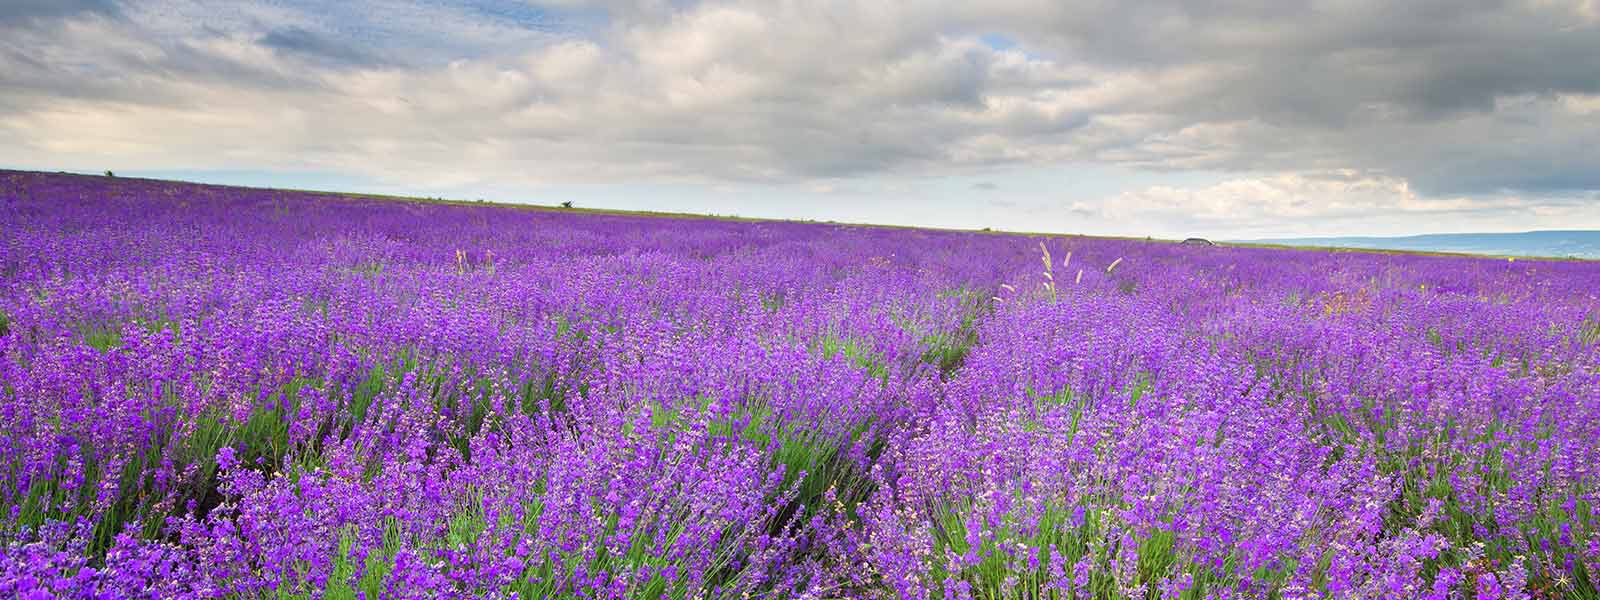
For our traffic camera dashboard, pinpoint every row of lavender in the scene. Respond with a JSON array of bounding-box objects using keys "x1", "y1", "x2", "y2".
[{"x1": 1, "y1": 171, "x2": 1596, "y2": 598}]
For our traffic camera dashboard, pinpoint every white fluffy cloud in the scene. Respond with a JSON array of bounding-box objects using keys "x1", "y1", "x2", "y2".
[
  {"x1": 1090, "y1": 172, "x2": 1596, "y2": 238},
  {"x1": 1, "y1": 0, "x2": 1597, "y2": 235}
]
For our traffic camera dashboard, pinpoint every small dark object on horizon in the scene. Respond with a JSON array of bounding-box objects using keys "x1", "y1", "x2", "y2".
[
  {"x1": 1182, "y1": 238, "x2": 1215, "y2": 246},
  {"x1": 105, "y1": 170, "x2": 115, "y2": 178},
  {"x1": 560, "y1": 201, "x2": 574, "y2": 209}
]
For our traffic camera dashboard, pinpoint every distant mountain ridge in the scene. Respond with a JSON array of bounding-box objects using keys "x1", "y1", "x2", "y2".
[{"x1": 1236, "y1": 230, "x2": 1600, "y2": 259}]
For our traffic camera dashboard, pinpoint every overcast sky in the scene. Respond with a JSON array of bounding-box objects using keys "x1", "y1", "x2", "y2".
[{"x1": 3, "y1": 1, "x2": 1598, "y2": 238}]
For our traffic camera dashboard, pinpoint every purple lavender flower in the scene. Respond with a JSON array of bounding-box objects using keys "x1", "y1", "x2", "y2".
[{"x1": 2, "y1": 170, "x2": 1597, "y2": 598}]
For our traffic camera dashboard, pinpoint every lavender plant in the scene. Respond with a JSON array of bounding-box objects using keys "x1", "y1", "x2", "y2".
[{"x1": 0, "y1": 170, "x2": 1596, "y2": 598}]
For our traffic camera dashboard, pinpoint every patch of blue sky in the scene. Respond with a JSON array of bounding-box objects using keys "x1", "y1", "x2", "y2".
[
  {"x1": 977, "y1": 31, "x2": 1052, "y2": 61},
  {"x1": 127, "y1": 0, "x2": 589, "y2": 66},
  {"x1": 978, "y1": 33, "x2": 1016, "y2": 51}
]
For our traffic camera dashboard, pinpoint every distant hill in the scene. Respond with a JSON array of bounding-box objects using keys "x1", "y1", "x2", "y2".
[{"x1": 1237, "y1": 231, "x2": 1600, "y2": 259}]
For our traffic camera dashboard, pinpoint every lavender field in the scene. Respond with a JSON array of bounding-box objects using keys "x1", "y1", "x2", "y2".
[{"x1": 0, "y1": 170, "x2": 1597, "y2": 599}]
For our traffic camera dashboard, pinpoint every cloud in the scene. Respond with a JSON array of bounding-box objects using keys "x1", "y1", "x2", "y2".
[
  {"x1": 1, "y1": 5, "x2": 1081, "y2": 183},
  {"x1": 1089, "y1": 171, "x2": 1600, "y2": 238},
  {"x1": 0, "y1": 0, "x2": 119, "y2": 25},
  {"x1": 0, "y1": 0, "x2": 1595, "y2": 234}
]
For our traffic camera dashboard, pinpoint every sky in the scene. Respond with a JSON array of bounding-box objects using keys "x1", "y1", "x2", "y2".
[{"x1": 2, "y1": 0, "x2": 1599, "y2": 239}]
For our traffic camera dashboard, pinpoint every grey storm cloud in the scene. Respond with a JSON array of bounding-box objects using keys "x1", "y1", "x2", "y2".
[
  {"x1": 0, "y1": 0, "x2": 1597, "y2": 205},
  {"x1": 1007, "y1": 0, "x2": 1600, "y2": 195}
]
